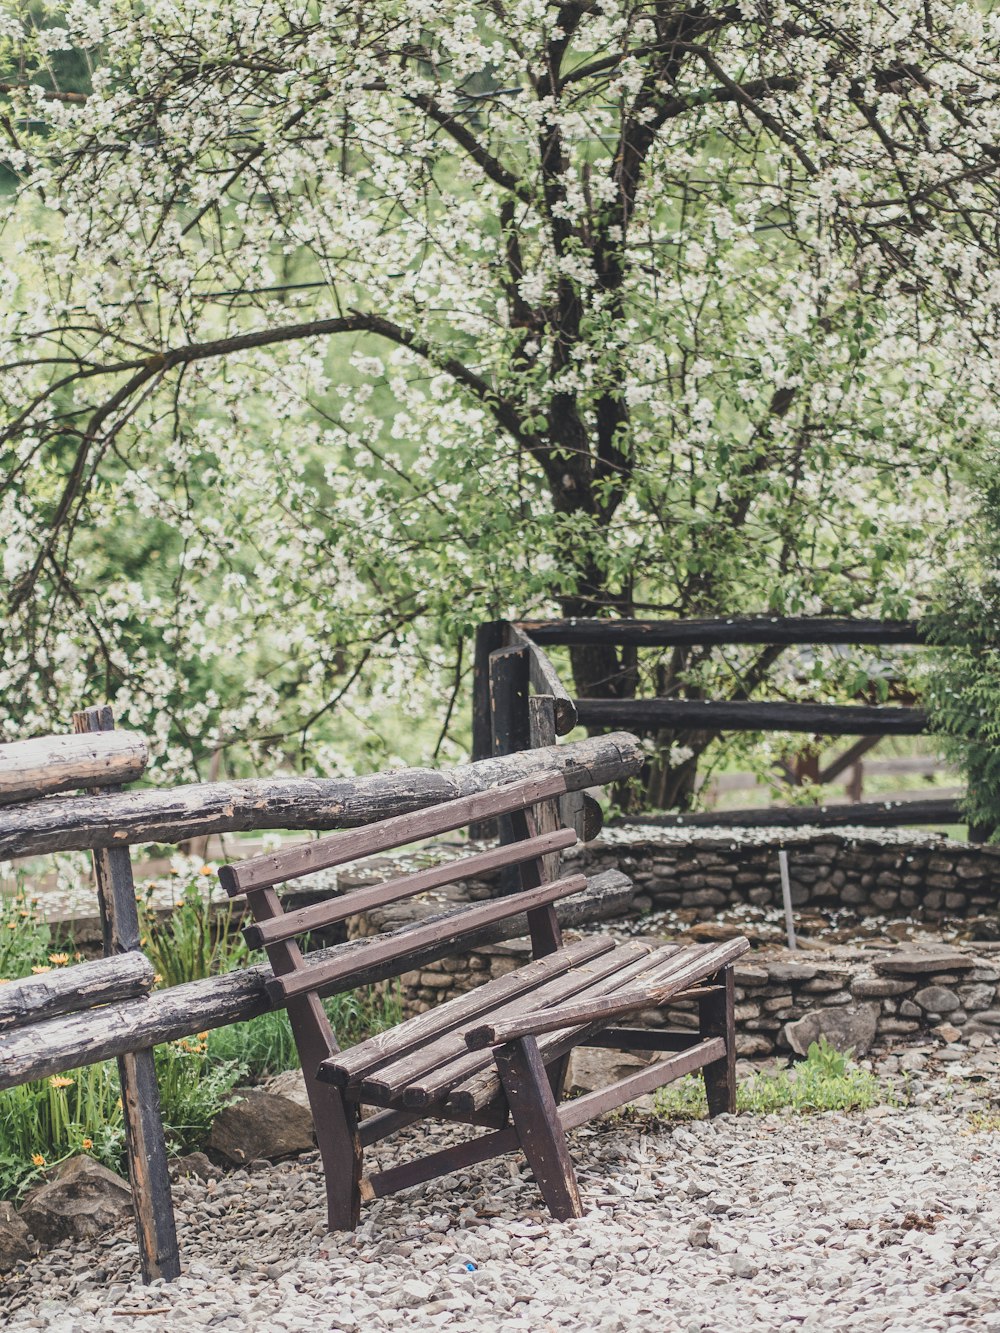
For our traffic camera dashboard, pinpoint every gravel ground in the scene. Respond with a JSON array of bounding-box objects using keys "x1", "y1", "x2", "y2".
[{"x1": 4, "y1": 1070, "x2": 1000, "y2": 1333}]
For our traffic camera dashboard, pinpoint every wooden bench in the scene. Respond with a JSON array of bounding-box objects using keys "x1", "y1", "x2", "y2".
[
  {"x1": 0, "y1": 708, "x2": 179, "y2": 1283},
  {"x1": 220, "y1": 769, "x2": 749, "y2": 1226}
]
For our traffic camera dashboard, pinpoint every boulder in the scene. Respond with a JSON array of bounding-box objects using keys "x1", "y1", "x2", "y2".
[
  {"x1": 169, "y1": 1151, "x2": 220, "y2": 1181},
  {"x1": 783, "y1": 1003, "x2": 879, "y2": 1059},
  {"x1": 19, "y1": 1156, "x2": 132, "y2": 1245},
  {"x1": 265, "y1": 1068, "x2": 312, "y2": 1115},
  {"x1": 851, "y1": 977, "x2": 915, "y2": 999},
  {"x1": 0, "y1": 1203, "x2": 33, "y2": 1272},
  {"x1": 207, "y1": 1089, "x2": 314, "y2": 1165}
]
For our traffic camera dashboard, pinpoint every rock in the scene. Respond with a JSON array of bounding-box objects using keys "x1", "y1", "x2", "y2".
[
  {"x1": 169, "y1": 1152, "x2": 220, "y2": 1181},
  {"x1": 851, "y1": 977, "x2": 915, "y2": 999},
  {"x1": 0, "y1": 1202, "x2": 33, "y2": 1271},
  {"x1": 265, "y1": 1069, "x2": 312, "y2": 1115},
  {"x1": 873, "y1": 950, "x2": 973, "y2": 977},
  {"x1": 914, "y1": 986, "x2": 961, "y2": 1014},
  {"x1": 933, "y1": 1023, "x2": 963, "y2": 1043},
  {"x1": 958, "y1": 983, "x2": 996, "y2": 1011},
  {"x1": 766, "y1": 963, "x2": 818, "y2": 984},
  {"x1": 401, "y1": 1278, "x2": 435, "y2": 1305},
  {"x1": 207, "y1": 1090, "x2": 315, "y2": 1164},
  {"x1": 736, "y1": 1033, "x2": 774, "y2": 1057},
  {"x1": 784, "y1": 1004, "x2": 879, "y2": 1058},
  {"x1": 733, "y1": 965, "x2": 769, "y2": 986},
  {"x1": 688, "y1": 1218, "x2": 712, "y2": 1248},
  {"x1": 19, "y1": 1156, "x2": 132, "y2": 1245}
]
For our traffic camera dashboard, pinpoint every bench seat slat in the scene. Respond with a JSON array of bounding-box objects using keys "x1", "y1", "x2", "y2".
[
  {"x1": 465, "y1": 939, "x2": 749, "y2": 1049},
  {"x1": 445, "y1": 942, "x2": 729, "y2": 1116},
  {"x1": 244, "y1": 826, "x2": 577, "y2": 949},
  {"x1": 220, "y1": 771, "x2": 568, "y2": 896},
  {"x1": 320, "y1": 936, "x2": 612, "y2": 1089},
  {"x1": 358, "y1": 941, "x2": 656, "y2": 1104},
  {"x1": 397, "y1": 943, "x2": 682, "y2": 1113},
  {"x1": 266, "y1": 873, "x2": 588, "y2": 1004}
]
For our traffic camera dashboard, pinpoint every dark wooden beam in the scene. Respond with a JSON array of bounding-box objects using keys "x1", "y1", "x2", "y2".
[
  {"x1": 573, "y1": 699, "x2": 926, "y2": 735},
  {"x1": 516, "y1": 617, "x2": 924, "y2": 647},
  {"x1": 502, "y1": 623, "x2": 577, "y2": 735},
  {"x1": 615, "y1": 797, "x2": 962, "y2": 829}
]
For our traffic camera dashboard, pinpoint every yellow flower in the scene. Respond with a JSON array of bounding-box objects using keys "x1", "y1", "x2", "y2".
[
  {"x1": 31, "y1": 1153, "x2": 45, "y2": 1167},
  {"x1": 199, "y1": 865, "x2": 214, "y2": 876},
  {"x1": 6, "y1": 922, "x2": 17, "y2": 930},
  {"x1": 48, "y1": 953, "x2": 69, "y2": 966},
  {"x1": 81, "y1": 1138, "x2": 93, "y2": 1151},
  {"x1": 196, "y1": 1032, "x2": 209, "y2": 1041},
  {"x1": 0, "y1": 979, "x2": 9, "y2": 986},
  {"x1": 49, "y1": 1075, "x2": 74, "y2": 1089},
  {"x1": 153, "y1": 973, "x2": 163, "y2": 984},
  {"x1": 31, "y1": 965, "x2": 51, "y2": 974}
]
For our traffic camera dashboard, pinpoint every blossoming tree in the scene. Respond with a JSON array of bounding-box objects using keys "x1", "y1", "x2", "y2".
[{"x1": 1, "y1": 0, "x2": 998, "y2": 790}]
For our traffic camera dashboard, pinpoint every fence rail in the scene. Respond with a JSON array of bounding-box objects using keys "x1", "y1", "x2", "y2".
[{"x1": 473, "y1": 617, "x2": 962, "y2": 831}]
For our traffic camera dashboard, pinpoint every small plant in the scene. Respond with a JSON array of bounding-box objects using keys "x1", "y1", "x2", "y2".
[
  {"x1": 137, "y1": 867, "x2": 250, "y2": 987},
  {"x1": 653, "y1": 1038, "x2": 891, "y2": 1121},
  {"x1": 0, "y1": 885, "x2": 73, "y2": 979},
  {"x1": 207, "y1": 982, "x2": 404, "y2": 1081}
]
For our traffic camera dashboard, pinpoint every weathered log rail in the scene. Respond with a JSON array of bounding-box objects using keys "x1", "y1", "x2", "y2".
[
  {"x1": 573, "y1": 699, "x2": 927, "y2": 735},
  {"x1": 0, "y1": 730, "x2": 148, "y2": 806},
  {"x1": 0, "y1": 869, "x2": 634, "y2": 1090},
  {"x1": 516, "y1": 617, "x2": 925, "y2": 647},
  {"x1": 0, "y1": 732, "x2": 641, "y2": 861}
]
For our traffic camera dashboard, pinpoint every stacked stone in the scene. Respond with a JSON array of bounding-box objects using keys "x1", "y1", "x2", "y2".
[{"x1": 570, "y1": 831, "x2": 1000, "y2": 922}]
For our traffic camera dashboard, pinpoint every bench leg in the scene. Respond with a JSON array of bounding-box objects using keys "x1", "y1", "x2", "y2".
[
  {"x1": 698, "y1": 967, "x2": 736, "y2": 1116},
  {"x1": 289, "y1": 996, "x2": 363, "y2": 1231},
  {"x1": 495, "y1": 1036, "x2": 582, "y2": 1221}
]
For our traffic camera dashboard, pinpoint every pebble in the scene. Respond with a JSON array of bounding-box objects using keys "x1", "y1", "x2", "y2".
[{"x1": 4, "y1": 1075, "x2": 1000, "y2": 1331}]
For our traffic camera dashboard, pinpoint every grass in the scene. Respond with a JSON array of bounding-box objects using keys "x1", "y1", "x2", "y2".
[{"x1": 653, "y1": 1038, "x2": 893, "y2": 1120}]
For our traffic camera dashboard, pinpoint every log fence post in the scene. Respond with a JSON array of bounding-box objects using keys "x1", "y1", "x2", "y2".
[{"x1": 72, "y1": 705, "x2": 180, "y2": 1285}]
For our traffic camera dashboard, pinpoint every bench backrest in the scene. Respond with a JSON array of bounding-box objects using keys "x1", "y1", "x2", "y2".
[{"x1": 218, "y1": 771, "x2": 583, "y2": 1010}]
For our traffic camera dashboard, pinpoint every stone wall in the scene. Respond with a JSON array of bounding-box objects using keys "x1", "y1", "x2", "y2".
[{"x1": 578, "y1": 825, "x2": 1000, "y2": 923}]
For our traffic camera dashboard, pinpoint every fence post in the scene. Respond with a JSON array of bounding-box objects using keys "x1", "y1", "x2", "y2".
[
  {"x1": 470, "y1": 623, "x2": 509, "y2": 839},
  {"x1": 488, "y1": 646, "x2": 531, "y2": 879},
  {"x1": 472, "y1": 622, "x2": 508, "y2": 762},
  {"x1": 72, "y1": 705, "x2": 180, "y2": 1285}
]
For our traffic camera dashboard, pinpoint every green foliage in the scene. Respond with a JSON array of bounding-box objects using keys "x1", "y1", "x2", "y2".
[
  {"x1": 0, "y1": 882, "x2": 70, "y2": 979},
  {"x1": 924, "y1": 469, "x2": 1000, "y2": 839},
  {"x1": 137, "y1": 869, "x2": 250, "y2": 987},
  {"x1": 653, "y1": 1038, "x2": 890, "y2": 1120},
  {"x1": 0, "y1": 876, "x2": 400, "y2": 1199}
]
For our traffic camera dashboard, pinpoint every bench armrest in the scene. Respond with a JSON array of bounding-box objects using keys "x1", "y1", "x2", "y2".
[{"x1": 463, "y1": 982, "x2": 718, "y2": 1050}]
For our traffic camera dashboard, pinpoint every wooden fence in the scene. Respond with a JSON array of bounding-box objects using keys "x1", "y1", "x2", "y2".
[{"x1": 471, "y1": 617, "x2": 965, "y2": 830}]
